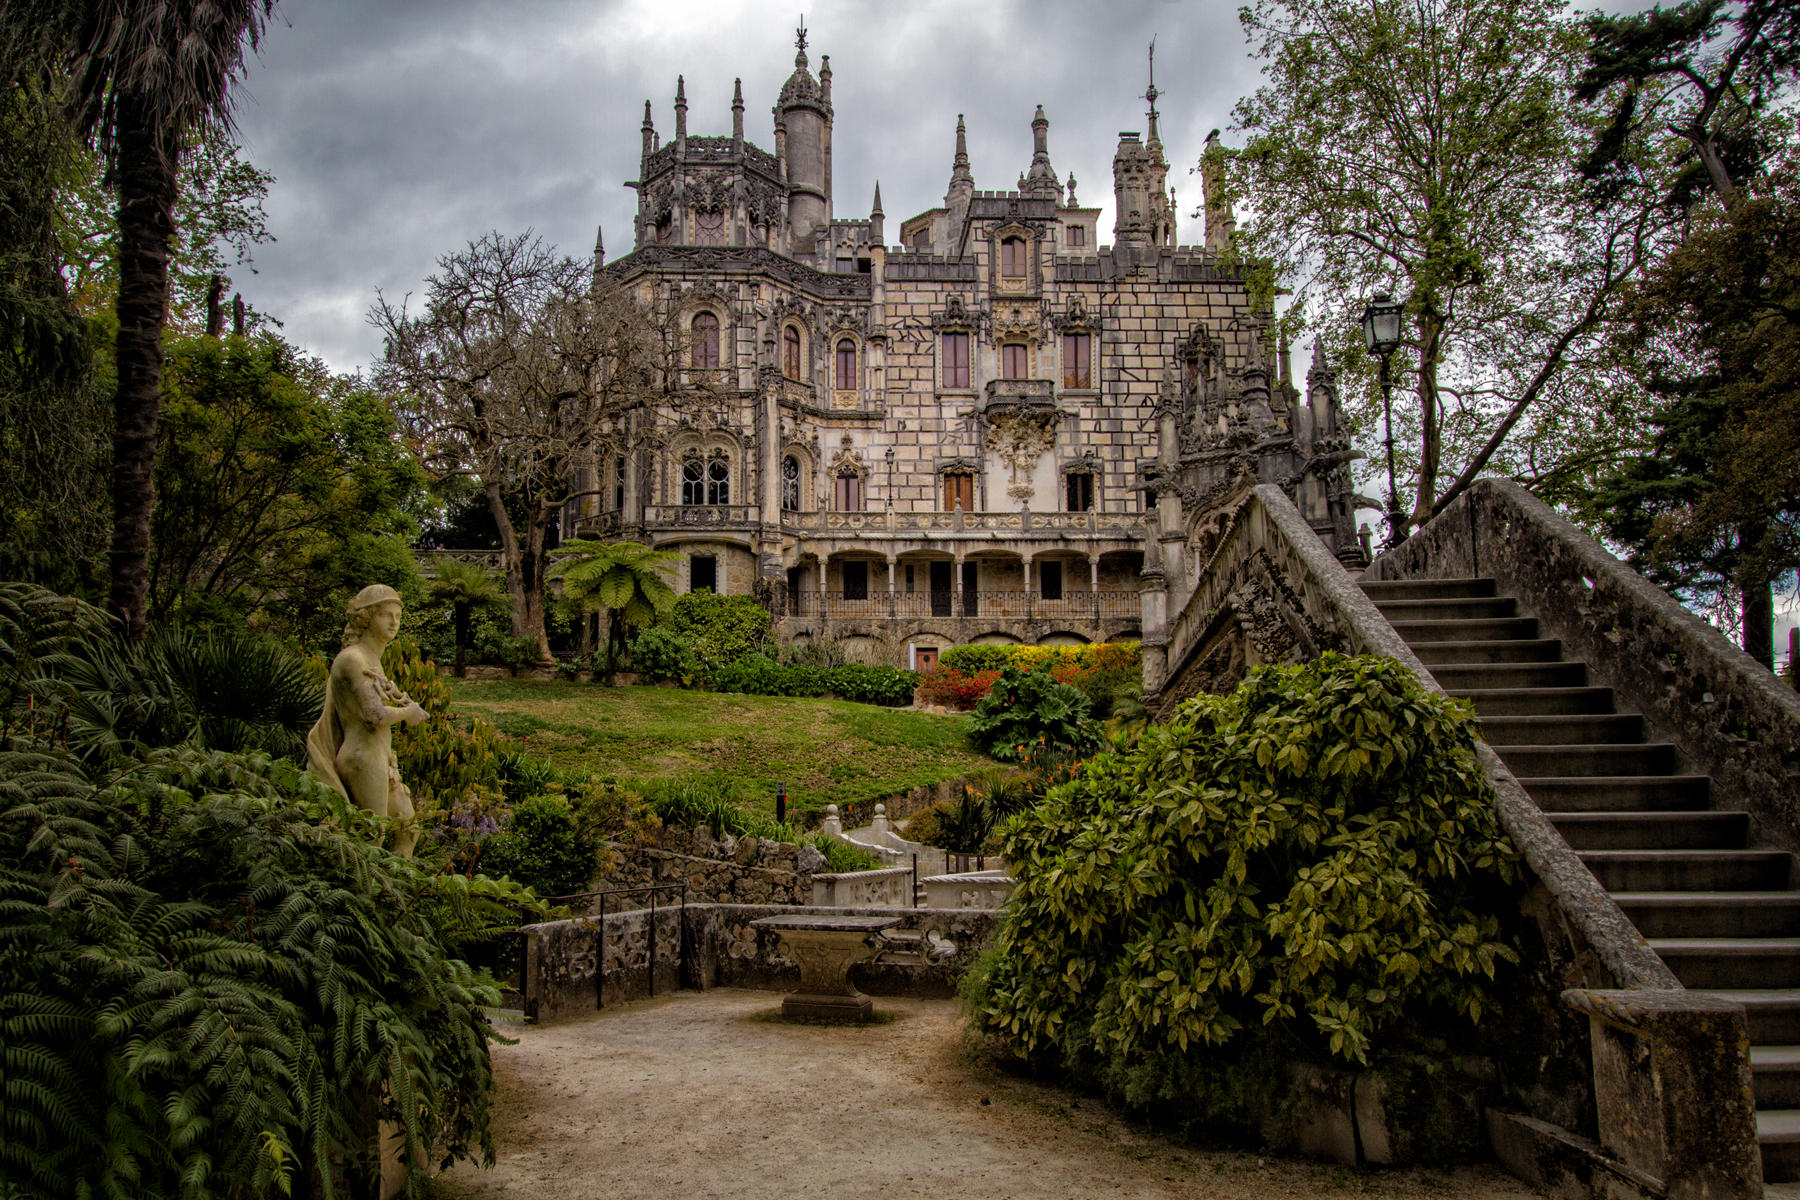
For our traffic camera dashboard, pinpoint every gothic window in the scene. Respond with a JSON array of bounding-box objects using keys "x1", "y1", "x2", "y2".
[
  {"x1": 706, "y1": 451, "x2": 730, "y2": 505},
  {"x1": 943, "y1": 472, "x2": 974, "y2": 511},
  {"x1": 695, "y1": 209, "x2": 727, "y2": 246},
  {"x1": 783, "y1": 326, "x2": 802, "y2": 379},
  {"x1": 1066, "y1": 471, "x2": 1095, "y2": 512},
  {"x1": 1063, "y1": 332, "x2": 1092, "y2": 388},
  {"x1": 1002, "y1": 342, "x2": 1029, "y2": 380},
  {"x1": 942, "y1": 332, "x2": 969, "y2": 389},
  {"x1": 842, "y1": 560, "x2": 869, "y2": 601},
  {"x1": 655, "y1": 215, "x2": 672, "y2": 244},
  {"x1": 1000, "y1": 236, "x2": 1028, "y2": 276},
  {"x1": 1067, "y1": 225, "x2": 1085, "y2": 247},
  {"x1": 681, "y1": 452, "x2": 704, "y2": 505},
  {"x1": 692, "y1": 312, "x2": 721, "y2": 369},
  {"x1": 834, "y1": 338, "x2": 857, "y2": 389},
  {"x1": 834, "y1": 470, "x2": 862, "y2": 512},
  {"x1": 782, "y1": 455, "x2": 801, "y2": 511}
]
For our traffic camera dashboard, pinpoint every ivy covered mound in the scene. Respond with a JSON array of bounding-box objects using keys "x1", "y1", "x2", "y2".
[{"x1": 968, "y1": 653, "x2": 1521, "y2": 1142}]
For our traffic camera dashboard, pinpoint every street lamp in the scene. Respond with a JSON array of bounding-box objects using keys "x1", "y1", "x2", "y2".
[{"x1": 1360, "y1": 291, "x2": 1408, "y2": 547}]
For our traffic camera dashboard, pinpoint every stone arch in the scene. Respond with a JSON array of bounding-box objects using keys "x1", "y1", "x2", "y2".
[
  {"x1": 1038, "y1": 631, "x2": 1090, "y2": 647},
  {"x1": 970, "y1": 631, "x2": 1024, "y2": 646}
]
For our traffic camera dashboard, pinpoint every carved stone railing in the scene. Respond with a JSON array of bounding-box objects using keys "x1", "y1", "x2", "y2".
[
  {"x1": 642, "y1": 504, "x2": 758, "y2": 529},
  {"x1": 782, "y1": 509, "x2": 1144, "y2": 540},
  {"x1": 791, "y1": 589, "x2": 1137, "y2": 622},
  {"x1": 983, "y1": 378, "x2": 1055, "y2": 406},
  {"x1": 573, "y1": 511, "x2": 622, "y2": 539},
  {"x1": 1157, "y1": 484, "x2": 1755, "y2": 1199}
]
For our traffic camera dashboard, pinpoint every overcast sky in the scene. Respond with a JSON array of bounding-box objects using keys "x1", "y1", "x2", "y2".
[{"x1": 227, "y1": 0, "x2": 1258, "y2": 374}]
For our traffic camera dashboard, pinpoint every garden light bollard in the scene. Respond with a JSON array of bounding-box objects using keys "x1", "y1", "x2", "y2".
[{"x1": 776, "y1": 781, "x2": 786, "y2": 824}]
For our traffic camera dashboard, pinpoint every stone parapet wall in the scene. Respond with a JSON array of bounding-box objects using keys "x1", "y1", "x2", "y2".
[
  {"x1": 519, "y1": 903, "x2": 1001, "y2": 1022},
  {"x1": 811, "y1": 867, "x2": 912, "y2": 908}
]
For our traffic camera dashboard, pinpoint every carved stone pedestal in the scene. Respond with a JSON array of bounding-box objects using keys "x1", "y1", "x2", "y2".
[{"x1": 752, "y1": 914, "x2": 902, "y2": 1023}]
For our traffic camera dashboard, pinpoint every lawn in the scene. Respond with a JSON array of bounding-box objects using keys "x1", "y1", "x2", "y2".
[{"x1": 446, "y1": 678, "x2": 994, "y2": 821}]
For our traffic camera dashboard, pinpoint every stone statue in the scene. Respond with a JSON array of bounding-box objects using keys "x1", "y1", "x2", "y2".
[{"x1": 306, "y1": 584, "x2": 429, "y2": 856}]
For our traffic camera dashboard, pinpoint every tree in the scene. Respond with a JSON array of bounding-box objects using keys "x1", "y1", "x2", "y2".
[
  {"x1": 0, "y1": 0, "x2": 280, "y2": 639},
  {"x1": 426, "y1": 557, "x2": 508, "y2": 676},
  {"x1": 547, "y1": 538, "x2": 677, "y2": 674},
  {"x1": 1567, "y1": 0, "x2": 1800, "y2": 664},
  {"x1": 373, "y1": 231, "x2": 691, "y2": 662},
  {"x1": 149, "y1": 332, "x2": 428, "y2": 642},
  {"x1": 1229, "y1": 0, "x2": 1675, "y2": 537}
]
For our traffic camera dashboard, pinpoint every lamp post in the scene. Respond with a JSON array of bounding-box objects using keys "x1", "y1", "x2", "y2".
[{"x1": 1360, "y1": 291, "x2": 1408, "y2": 547}]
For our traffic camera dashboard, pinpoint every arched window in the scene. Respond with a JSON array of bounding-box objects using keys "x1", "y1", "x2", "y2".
[
  {"x1": 706, "y1": 451, "x2": 730, "y2": 505},
  {"x1": 834, "y1": 338, "x2": 857, "y2": 390},
  {"x1": 1002, "y1": 342, "x2": 1029, "y2": 380},
  {"x1": 1062, "y1": 332, "x2": 1092, "y2": 388},
  {"x1": 691, "y1": 312, "x2": 720, "y2": 369},
  {"x1": 681, "y1": 452, "x2": 704, "y2": 505},
  {"x1": 941, "y1": 332, "x2": 969, "y2": 389},
  {"x1": 782, "y1": 455, "x2": 801, "y2": 511},
  {"x1": 834, "y1": 470, "x2": 862, "y2": 512},
  {"x1": 783, "y1": 326, "x2": 802, "y2": 379},
  {"x1": 1000, "y1": 236, "x2": 1028, "y2": 276}
]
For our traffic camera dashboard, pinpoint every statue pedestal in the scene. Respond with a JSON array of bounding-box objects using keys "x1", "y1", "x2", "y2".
[{"x1": 752, "y1": 914, "x2": 902, "y2": 1022}]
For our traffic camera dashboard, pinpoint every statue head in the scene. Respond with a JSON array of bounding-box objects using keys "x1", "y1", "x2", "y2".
[{"x1": 342, "y1": 584, "x2": 403, "y2": 648}]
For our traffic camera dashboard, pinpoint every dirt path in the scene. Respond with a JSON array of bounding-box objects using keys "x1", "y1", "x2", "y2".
[{"x1": 428, "y1": 990, "x2": 1542, "y2": 1200}]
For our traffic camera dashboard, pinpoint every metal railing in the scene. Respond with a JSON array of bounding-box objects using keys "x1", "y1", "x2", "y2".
[
  {"x1": 547, "y1": 883, "x2": 688, "y2": 1009},
  {"x1": 789, "y1": 589, "x2": 1140, "y2": 621}
]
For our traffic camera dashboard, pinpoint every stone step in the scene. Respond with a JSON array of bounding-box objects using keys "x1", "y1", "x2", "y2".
[
  {"x1": 1517, "y1": 776, "x2": 1711, "y2": 813},
  {"x1": 1430, "y1": 660, "x2": 1590, "y2": 690},
  {"x1": 1392, "y1": 616, "x2": 1540, "y2": 643},
  {"x1": 1409, "y1": 639, "x2": 1565, "y2": 666},
  {"x1": 1477, "y1": 713, "x2": 1644, "y2": 746},
  {"x1": 1700, "y1": 991, "x2": 1800, "y2": 1045},
  {"x1": 1761, "y1": 1108, "x2": 1800, "y2": 1182},
  {"x1": 1374, "y1": 597, "x2": 1520, "y2": 622},
  {"x1": 1494, "y1": 742, "x2": 1678, "y2": 778},
  {"x1": 1580, "y1": 849, "x2": 1793, "y2": 892},
  {"x1": 1648, "y1": 937, "x2": 1800, "y2": 989},
  {"x1": 1615, "y1": 892, "x2": 1800, "y2": 939},
  {"x1": 1753, "y1": 1047, "x2": 1800, "y2": 1110},
  {"x1": 1548, "y1": 810, "x2": 1749, "y2": 851},
  {"x1": 1449, "y1": 686, "x2": 1616, "y2": 716},
  {"x1": 1360, "y1": 577, "x2": 1496, "y2": 601}
]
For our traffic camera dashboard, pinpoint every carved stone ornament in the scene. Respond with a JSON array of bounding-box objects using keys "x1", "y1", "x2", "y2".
[
  {"x1": 830, "y1": 443, "x2": 864, "y2": 476},
  {"x1": 1051, "y1": 294, "x2": 1099, "y2": 332},
  {"x1": 992, "y1": 303, "x2": 1050, "y2": 345},
  {"x1": 983, "y1": 407, "x2": 1057, "y2": 504}
]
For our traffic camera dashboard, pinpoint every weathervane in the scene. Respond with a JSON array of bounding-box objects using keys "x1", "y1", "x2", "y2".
[
  {"x1": 1145, "y1": 38, "x2": 1160, "y2": 121},
  {"x1": 796, "y1": 16, "x2": 807, "y2": 54}
]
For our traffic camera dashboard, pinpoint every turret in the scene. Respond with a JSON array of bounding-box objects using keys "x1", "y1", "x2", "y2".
[
  {"x1": 945, "y1": 113, "x2": 975, "y2": 237},
  {"x1": 1022, "y1": 105, "x2": 1059, "y2": 197},
  {"x1": 1112, "y1": 131, "x2": 1152, "y2": 248},
  {"x1": 776, "y1": 24, "x2": 833, "y2": 255},
  {"x1": 674, "y1": 75, "x2": 687, "y2": 150},
  {"x1": 1202, "y1": 130, "x2": 1237, "y2": 253}
]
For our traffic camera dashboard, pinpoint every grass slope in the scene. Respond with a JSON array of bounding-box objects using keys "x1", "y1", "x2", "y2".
[{"x1": 447, "y1": 679, "x2": 991, "y2": 820}]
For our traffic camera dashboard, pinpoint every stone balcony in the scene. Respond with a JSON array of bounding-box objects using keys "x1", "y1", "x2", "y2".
[{"x1": 982, "y1": 378, "x2": 1055, "y2": 407}]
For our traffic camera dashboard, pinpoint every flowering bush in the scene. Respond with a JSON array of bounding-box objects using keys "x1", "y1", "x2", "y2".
[
  {"x1": 917, "y1": 665, "x2": 1003, "y2": 709},
  {"x1": 967, "y1": 665, "x2": 1102, "y2": 761}
]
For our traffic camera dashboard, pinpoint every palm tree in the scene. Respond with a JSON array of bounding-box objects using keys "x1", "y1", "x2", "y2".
[
  {"x1": 426, "y1": 557, "x2": 507, "y2": 677},
  {"x1": 549, "y1": 539, "x2": 677, "y2": 678},
  {"x1": 1, "y1": 0, "x2": 279, "y2": 639}
]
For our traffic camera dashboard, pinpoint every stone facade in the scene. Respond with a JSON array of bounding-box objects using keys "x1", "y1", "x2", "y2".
[{"x1": 572, "y1": 31, "x2": 1361, "y2": 665}]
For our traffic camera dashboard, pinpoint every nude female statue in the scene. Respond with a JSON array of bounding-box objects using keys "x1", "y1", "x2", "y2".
[{"x1": 306, "y1": 584, "x2": 430, "y2": 856}]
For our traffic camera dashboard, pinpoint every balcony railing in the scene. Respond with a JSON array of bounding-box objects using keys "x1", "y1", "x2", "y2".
[
  {"x1": 984, "y1": 378, "x2": 1055, "y2": 406},
  {"x1": 790, "y1": 589, "x2": 1140, "y2": 621},
  {"x1": 782, "y1": 509, "x2": 1147, "y2": 537},
  {"x1": 641, "y1": 504, "x2": 758, "y2": 529}
]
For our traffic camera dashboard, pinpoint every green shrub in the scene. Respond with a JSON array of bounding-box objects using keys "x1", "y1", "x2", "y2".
[
  {"x1": 806, "y1": 833, "x2": 883, "y2": 873},
  {"x1": 479, "y1": 794, "x2": 596, "y2": 898},
  {"x1": 664, "y1": 591, "x2": 773, "y2": 674},
  {"x1": 711, "y1": 653, "x2": 829, "y2": 697},
  {"x1": 967, "y1": 664, "x2": 1100, "y2": 761},
  {"x1": 630, "y1": 626, "x2": 697, "y2": 683},
  {"x1": 385, "y1": 640, "x2": 509, "y2": 812},
  {"x1": 940, "y1": 643, "x2": 1017, "y2": 673},
  {"x1": 968, "y1": 653, "x2": 1520, "y2": 1112},
  {"x1": 826, "y1": 663, "x2": 919, "y2": 706}
]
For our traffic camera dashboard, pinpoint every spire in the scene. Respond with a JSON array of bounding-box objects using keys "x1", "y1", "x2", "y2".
[
  {"x1": 870, "y1": 181, "x2": 885, "y2": 243},
  {"x1": 1202, "y1": 130, "x2": 1237, "y2": 252},
  {"x1": 640, "y1": 99, "x2": 655, "y2": 159},
  {"x1": 871, "y1": 180, "x2": 883, "y2": 217},
  {"x1": 1024, "y1": 104, "x2": 1059, "y2": 196},
  {"x1": 952, "y1": 114, "x2": 972, "y2": 180},
  {"x1": 1066, "y1": 172, "x2": 1078, "y2": 207},
  {"x1": 594, "y1": 224, "x2": 604, "y2": 261},
  {"x1": 674, "y1": 75, "x2": 687, "y2": 142},
  {"x1": 819, "y1": 54, "x2": 831, "y2": 102},
  {"x1": 732, "y1": 77, "x2": 744, "y2": 143},
  {"x1": 1144, "y1": 38, "x2": 1162, "y2": 151}
]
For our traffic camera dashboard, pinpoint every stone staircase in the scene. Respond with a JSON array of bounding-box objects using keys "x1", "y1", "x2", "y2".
[{"x1": 1360, "y1": 575, "x2": 1800, "y2": 1183}]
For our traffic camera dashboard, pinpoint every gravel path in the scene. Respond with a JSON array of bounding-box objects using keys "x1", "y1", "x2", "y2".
[{"x1": 427, "y1": 989, "x2": 1542, "y2": 1200}]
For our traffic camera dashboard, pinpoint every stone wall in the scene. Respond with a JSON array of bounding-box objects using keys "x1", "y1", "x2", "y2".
[
  {"x1": 591, "y1": 826, "x2": 826, "y2": 909},
  {"x1": 520, "y1": 902, "x2": 1001, "y2": 1022},
  {"x1": 811, "y1": 867, "x2": 912, "y2": 908}
]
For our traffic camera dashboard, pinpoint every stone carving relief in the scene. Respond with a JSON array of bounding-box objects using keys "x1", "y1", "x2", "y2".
[{"x1": 983, "y1": 407, "x2": 1057, "y2": 504}]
